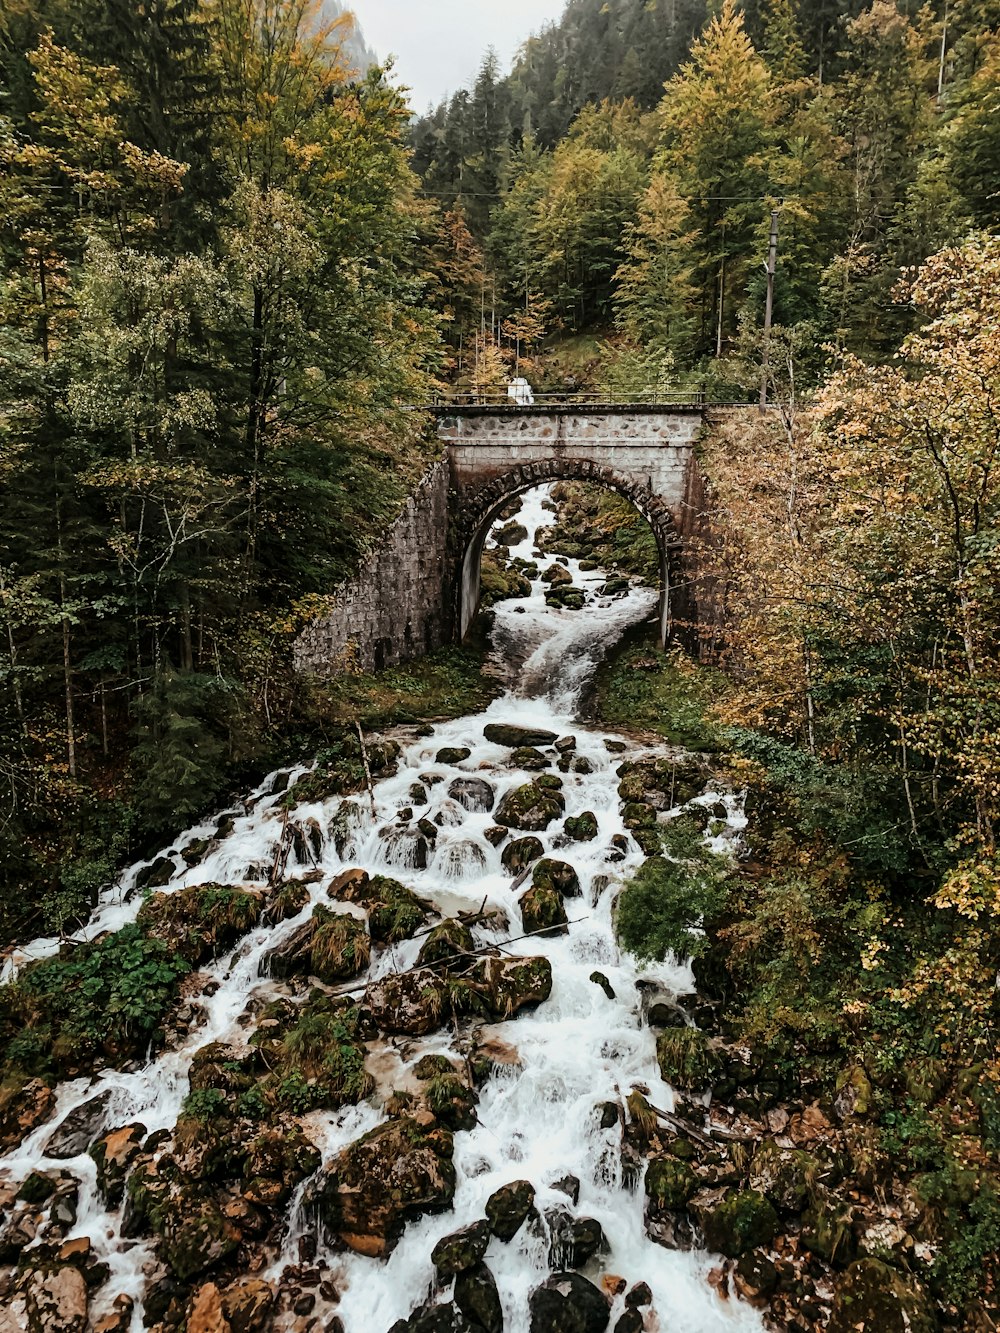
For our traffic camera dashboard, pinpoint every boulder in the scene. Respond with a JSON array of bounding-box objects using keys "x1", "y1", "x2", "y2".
[
  {"x1": 219, "y1": 1278, "x2": 275, "y2": 1333},
  {"x1": 331, "y1": 872, "x2": 430, "y2": 944},
  {"x1": 186, "y1": 1283, "x2": 227, "y2": 1333},
  {"x1": 528, "y1": 1273, "x2": 610, "y2": 1333},
  {"x1": 472, "y1": 954, "x2": 552, "y2": 1018},
  {"x1": 542, "y1": 563, "x2": 573, "y2": 587},
  {"x1": 418, "y1": 919, "x2": 475, "y2": 968},
  {"x1": 262, "y1": 905, "x2": 369, "y2": 984},
  {"x1": 312, "y1": 1117, "x2": 456, "y2": 1256},
  {"x1": 484, "y1": 826, "x2": 508, "y2": 848},
  {"x1": 655, "y1": 1028, "x2": 724, "y2": 1093},
  {"x1": 448, "y1": 778, "x2": 495, "y2": 813},
  {"x1": 389, "y1": 1305, "x2": 476, "y2": 1333},
  {"x1": 547, "y1": 1214, "x2": 607, "y2": 1268},
  {"x1": 137, "y1": 884, "x2": 262, "y2": 965},
  {"x1": 89, "y1": 1123, "x2": 146, "y2": 1207},
  {"x1": 24, "y1": 1264, "x2": 88, "y2": 1333},
  {"x1": 613, "y1": 1314, "x2": 643, "y2": 1333},
  {"x1": 747, "y1": 1140, "x2": 820, "y2": 1216},
  {"x1": 0, "y1": 1077, "x2": 55, "y2": 1152},
  {"x1": 431, "y1": 1220, "x2": 491, "y2": 1278},
  {"x1": 484, "y1": 724, "x2": 558, "y2": 749},
  {"x1": 520, "y1": 886, "x2": 569, "y2": 937},
  {"x1": 511, "y1": 746, "x2": 551, "y2": 771},
  {"x1": 44, "y1": 1092, "x2": 112, "y2": 1160},
  {"x1": 645, "y1": 1156, "x2": 697, "y2": 1210},
  {"x1": 501, "y1": 837, "x2": 544, "y2": 874},
  {"x1": 486, "y1": 1180, "x2": 536, "y2": 1242},
  {"x1": 455, "y1": 1264, "x2": 503, "y2": 1333},
  {"x1": 365, "y1": 968, "x2": 447, "y2": 1036},
  {"x1": 827, "y1": 1259, "x2": 937, "y2": 1333},
  {"x1": 733, "y1": 1252, "x2": 779, "y2": 1302},
  {"x1": 531, "y1": 859, "x2": 581, "y2": 897},
  {"x1": 563, "y1": 813, "x2": 598, "y2": 842},
  {"x1": 495, "y1": 781, "x2": 565, "y2": 832},
  {"x1": 801, "y1": 1187, "x2": 856, "y2": 1266},
  {"x1": 690, "y1": 1188, "x2": 778, "y2": 1258},
  {"x1": 437, "y1": 748, "x2": 472, "y2": 765}
]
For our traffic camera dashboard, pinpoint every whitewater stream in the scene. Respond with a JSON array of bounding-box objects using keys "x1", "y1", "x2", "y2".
[{"x1": 1, "y1": 487, "x2": 764, "y2": 1333}]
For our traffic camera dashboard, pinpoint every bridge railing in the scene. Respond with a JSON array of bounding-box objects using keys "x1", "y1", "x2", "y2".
[{"x1": 418, "y1": 387, "x2": 712, "y2": 409}]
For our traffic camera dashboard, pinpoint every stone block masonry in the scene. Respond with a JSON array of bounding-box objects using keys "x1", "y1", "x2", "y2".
[
  {"x1": 294, "y1": 406, "x2": 709, "y2": 676},
  {"x1": 293, "y1": 458, "x2": 454, "y2": 675}
]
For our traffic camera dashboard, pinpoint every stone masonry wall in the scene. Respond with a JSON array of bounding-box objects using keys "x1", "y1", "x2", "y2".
[{"x1": 293, "y1": 458, "x2": 453, "y2": 675}]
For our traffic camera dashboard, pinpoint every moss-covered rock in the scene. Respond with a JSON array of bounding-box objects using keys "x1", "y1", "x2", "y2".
[
  {"x1": 436, "y1": 747, "x2": 472, "y2": 765},
  {"x1": 502, "y1": 836, "x2": 545, "y2": 874},
  {"x1": 455, "y1": 1263, "x2": 503, "y2": 1333},
  {"x1": 432, "y1": 1219, "x2": 491, "y2": 1278},
  {"x1": 473, "y1": 954, "x2": 553, "y2": 1017},
  {"x1": 622, "y1": 802, "x2": 657, "y2": 831},
  {"x1": 495, "y1": 780, "x2": 566, "y2": 832},
  {"x1": 484, "y1": 724, "x2": 558, "y2": 749},
  {"x1": 655, "y1": 1028, "x2": 724, "y2": 1093},
  {"x1": 511, "y1": 746, "x2": 552, "y2": 770},
  {"x1": 137, "y1": 884, "x2": 262, "y2": 966},
  {"x1": 691, "y1": 1188, "x2": 779, "y2": 1258},
  {"x1": 331, "y1": 871, "x2": 431, "y2": 943},
  {"x1": 531, "y1": 858, "x2": 581, "y2": 897},
  {"x1": 422, "y1": 1072, "x2": 478, "y2": 1131},
  {"x1": 0, "y1": 1076, "x2": 55, "y2": 1152},
  {"x1": 542, "y1": 563, "x2": 573, "y2": 587},
  {"x1": 564, "y1": 812, "x2": 599, "y2": 842},
  {"x1": 312, "y1": 1117, "x2": 456, "y2": 1256},
  {"x1": 262, "y1": 905, "x2": 369, "y2": 983},
  {"x1": 262, "y1": 878, "x2": 312, "y2": 925},
  {"x1": 89, "y1": 1123, "x2": 146, "y2": 1207},
  {"x1": 748, "y1": 1141, "x2": 820, "y2": 1216},
  {"x1": 645, "y1": 1156, "x2": 697, "y2": 1210},
  {"x1": 418, "y1": 919, "x2": 475, "y2": 968},
  {"x1": 520, "y1": 886, "x2": 569, "y2": 937},
  {"x1": 285, "y1": 734, "x2": 400, "y2": 806},
  {"x1": 827, "y1": 1260, "x2": 937, "y2": 1333},
  {"x1": 801, "y1": 1187, "x2": 857, "y2": 1266},
  {"x1": 365, "y1": 968, "x2": 448, "y2": 1036},
  {"x1": 486, "y1": 1179, "x2": 536, "y2": 1242}
]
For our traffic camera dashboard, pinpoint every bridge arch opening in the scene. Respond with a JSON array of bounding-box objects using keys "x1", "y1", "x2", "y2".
[{"x1": 459, "y1": 466, "x2": 678, "y2": 647}]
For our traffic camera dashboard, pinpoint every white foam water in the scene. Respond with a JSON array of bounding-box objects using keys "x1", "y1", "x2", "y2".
[{"x1": 0, "y1": 485, "x2": 762, "y2": 1333}]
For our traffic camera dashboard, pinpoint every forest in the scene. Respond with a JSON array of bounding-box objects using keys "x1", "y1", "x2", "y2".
[{"x1": 0, "y1": 0, "x2": 999, "y2": 1326}]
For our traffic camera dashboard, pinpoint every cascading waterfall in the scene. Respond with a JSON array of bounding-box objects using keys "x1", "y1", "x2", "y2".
[{"x1": 0, "y1": 485, "x2": 764, "y2": 1333}]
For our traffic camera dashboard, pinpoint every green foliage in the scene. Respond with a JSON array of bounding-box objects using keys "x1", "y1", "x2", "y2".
[
  {"x1": 593, "y1": 636, "x2": 724, "y2": 751},
  {"x1": 183, "y1": 1087, "x2": 228, "y2": 1121},
  {"x1": 2, "y1": 924, "x2": 189, "y2": 1074},
  {"x1": 616, "y1": 841, "x2": 729, "y2": 963}
]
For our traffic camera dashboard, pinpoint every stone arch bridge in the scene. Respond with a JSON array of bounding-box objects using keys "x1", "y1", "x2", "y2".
[{"x1": 294, "y1": 405, "x2": 709, "y2": 676}]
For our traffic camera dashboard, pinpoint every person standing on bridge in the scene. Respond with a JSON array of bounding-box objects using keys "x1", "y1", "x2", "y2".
[{"x1": 508, "y1": 377, "x2": 535, "y2": 406}]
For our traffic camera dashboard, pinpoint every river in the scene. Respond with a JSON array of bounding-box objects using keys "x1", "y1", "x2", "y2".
[{"x1": 1, "y1": 486, "x2": 764, "y2": 1333}]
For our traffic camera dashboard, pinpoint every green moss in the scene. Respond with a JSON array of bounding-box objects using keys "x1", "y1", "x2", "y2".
[
  {"x1": 591, "y1": 634, "x2": 725, "y2": 750},
  {"x1": 656, "y1": 1027, "x2": 724, "y2": 1093},
  {"x1": 645, "y1": 1156, "x2": 697, "y2": 1209}
]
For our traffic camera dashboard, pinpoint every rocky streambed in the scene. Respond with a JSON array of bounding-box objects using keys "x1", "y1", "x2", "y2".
[{"x1": 0, "y1": 486, "x2": 922, "y2": 1333}]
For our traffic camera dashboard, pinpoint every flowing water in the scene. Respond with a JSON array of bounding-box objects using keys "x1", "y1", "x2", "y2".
[{"x1": 1, "y1": 487, "x2": 764, "y2": 1333}]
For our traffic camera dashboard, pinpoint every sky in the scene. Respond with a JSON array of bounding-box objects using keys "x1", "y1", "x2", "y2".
[{"x1": 352, "y1": 0, "x2": 570, "y2": 113}]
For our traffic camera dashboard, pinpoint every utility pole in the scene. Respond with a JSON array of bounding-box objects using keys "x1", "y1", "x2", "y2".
[{"x1": 759, "y1": 207, "x2": 780, "y2": 413}]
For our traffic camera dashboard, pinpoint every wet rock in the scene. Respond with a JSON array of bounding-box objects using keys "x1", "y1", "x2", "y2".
[
  {"x1": 495, "y1": 780, "x2": 565, "y2": 832},
  {"x1": 455, "y1": 1263, "x2": 503, "y2": 1333},
  {"x1": 418, "y1": 818, "x2": 440, "y2": 842},
  {"x1": 186, "y1": 1283, "x2": 227, "y2": 1333},
  {"x1": 542, "y1": 563, "x2": 573, "y2": 587},
  {"x1": 563, "y1": 1217, "x2": 608, "y2": 1268},
  {"x1": 645, "y1": 1156, "x2": 697, "y2": 1210},
  {"x1": 501, "y1": 836, "x2": 544, "y2": 874},
  {"x1": 158, "y1": 1194, "x2": 241, "y2": 1280},
  {"x1": 520, "y1": 885, "x2": 569, "y2": 937},
  {"x1": 528, "y1": 1273, "x2": 610, "y2": 1333},
  {"x1": 597, "y1": 1103, "x2": 620, "y2": 1130},
  {"x1": 217, "y1": 1278, "x2": 274, "y2": 1333},
  {"x1": 564, "y1": 812, "x2": 598, "y2": 842},
  {"x1": 484, "y1": 724, "x2": 558, "y2": 749},
  {"x1": 748, "y1": 1140, "x2": 819, "y2": 1216},
  {"x1": 418, "y1": 919, "x2": 475, "y2": 968},
  {"x1": 91, "y1": 1294, "x2": 134, "y2": 1333},
  {"x1": 801, "y1": 1187, "x2": 856, "y2": 1266},
  {"x1": 555, "y1": 736, "x2": 577, "y2": 753},
  {"x1": 431, "y1": 1219, "x2": 491, "y2": 1278},
  {"x1": 89, "y1": 1123, "x2": 146, "y2": 1207},
  {"x1": 365, "y1": 967, "x2": 447, "y2": 1036},
  {"x1": 483, "y1": 825, "x2": 507, "y2": 848},
  {"x1": 690, "y1": 1187, "x2": 778, "y2": 1258},
  {"x1": 512, "y1": 746, "x2": 552, "y2": 771},
  {"x1": 312, "y1": 1117, "x2": 456, "y2": 1257},
  {"x1": 655, "y1": 1028, "x2": 724, "y2": 1093},
  {"x1": 17, "y1": 1171, "x2": 56, "y2": 1204},
  {"x1": 613, "y1": 1313, "x2": 643, "y2": 1333},
  {"x1": 262, "y1": 878, "x2": 312, "y2": 925},
  {"x1": 262, "y1": 905, "x2": 369, "y2": 984},
  {"x1": 473, "y1": 954, "x2": 552, "y2": 1017},
  {"x1": 646, "y1": 1002, "x2": 685, "y2": 1029},
  {"x1": 551, "y1": 1174, "x2": 581, "y2": 1204},
  {"x1": 437, "y1": 748, "x2": 471, "y2": 765},
  {"x1": 590, "y1": 971, "x2": 615, "y2": 1000},
  {"x1": 531, "y1": 858, "x2": 581, "y2": 897},
  {"x1": 448, "y1": 778, "x2": 495, "y2": 813},
  {"x1": 733, "y1": 1252, "x2": 778, "y2": 1302},
  {"x1": 389, "y1": 1304, "x2": 476, "y2": 1333},
  {"x1": 143, "y1": 1271, "x2": 190, "y2": 1327},
  {"x1": 137, "y1": 884, "x2": 262, "y2": 965},
  {"x1": 331, "y1": 871, "x2": 431, "y2": 944},
  {"x1": 607, "y1": 834, "x2": 629, "y2": 862},
  {"x1": 0, "y1": 1076, "x2": 55, "y2": 1152},
  {"x1": 135, "y1": 855, "x2": 176, "y2": 890},
  {"x1": 24, "y1": 1264, "x2": 88, "y2": 1333},
  {"x1": 617, "y1": 757, "x2": 707, "y2": 806},
  {"x1": 545, "y1": 585, "x2": 586, "y2": 610},
  {"x1": 625, "y1": 1283, "x2": 652, "y2": 1308},
  {"x1": 827, "y1": 1259, "x2": 937, "y2": 1333},
  {"x1": 574, "y1": 757, "x2": 594, "y2": 775},
  {"x1": 486, "y1": 1179, "x2": 536, "y2": 1242},
  {"x1": 833, "y1": 1064, "x2": 874, "y2": 1121}
]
